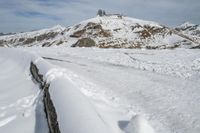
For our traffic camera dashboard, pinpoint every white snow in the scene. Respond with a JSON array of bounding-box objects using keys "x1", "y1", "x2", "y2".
[
  {"x1": 0, "y1": 47, "x2": 200, "y2": 133},
  {"x1": 0, "y1": 115, "x2": 17, "y2": 127},
  {"x1": 0, "y1": 49, "x2": 48, "y2": 133},
  {"x1": 0, "y1": 25, "x2": 65, "y2": 40},
  {"x1": 178, "y1": 22, "x2": 197, "y2": 29},
  {"x1": 0, "y1": 48, "x2": 114, "y2": 133},
  {"x1": 49, "y1": 77, "x2": 112, "y2": 133},
  {"x1": 23, "y1": 47, "x2": 200, "y2": 133},
  {"x1": 125, "y1": 115, "x2": 155, "y2": 133}
]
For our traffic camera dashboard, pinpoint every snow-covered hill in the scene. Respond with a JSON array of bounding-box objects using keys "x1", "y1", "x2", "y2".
[
  {"x1": 0, "y1": 15, "x2": 199, "y2": 49},
  {"x1": 0, "y1": 25, "x2": 66, "y2": 47},
  {"x1": 175, "y1": 22, "x2": 200, "y2": 48},
  {"x1": 175, "y1": 22, "x2": 200, "y2": 37}
]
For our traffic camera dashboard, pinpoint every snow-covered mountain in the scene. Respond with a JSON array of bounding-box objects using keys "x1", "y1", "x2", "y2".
[
  {"x1": 0, "y1": 32, "x2": 15, "y2": 36},
  {"x1": 0, "y1": 15, "x2": 199, "y2": 49},
  {"x1": 175, "y1": 22, "x2": 200, "y2": 48},
  {"x1": 175, "y1": 22, "x2": 200, "y2": 37}
]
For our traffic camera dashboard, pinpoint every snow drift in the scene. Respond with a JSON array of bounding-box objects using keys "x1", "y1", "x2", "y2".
[{"x1": 0, "y1": 48, "x2": 112, "y2": 133}]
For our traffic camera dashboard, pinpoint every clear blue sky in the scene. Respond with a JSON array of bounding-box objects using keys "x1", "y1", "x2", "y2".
[{"x1": 0, "y1": 0, "x2": 199, "y2": 33}]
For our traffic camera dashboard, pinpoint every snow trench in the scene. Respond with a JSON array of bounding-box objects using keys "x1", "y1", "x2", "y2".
[
  {"x1": 30, "y1": 62, "x2": 60, "y2": 133},
  {"x1": 0, "y1": 48, "x2": 112, "y2": 133}
]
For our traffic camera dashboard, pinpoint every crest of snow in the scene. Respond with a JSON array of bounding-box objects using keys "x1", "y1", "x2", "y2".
[{"x1": 82, "y1": 15, "x2": 162, "y2": 28}]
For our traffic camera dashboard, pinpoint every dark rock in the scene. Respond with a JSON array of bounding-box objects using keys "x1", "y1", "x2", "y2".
[
  {"x1": 72, "y1": 38, "x2": 96, "y2": 47},
  {"x1": 42, "y1": 42, "x2": 50, "y2": 47},
  {"x1": 37, "y1": 32, "x2": 59, "y2": 41},
  {"x1": 56, "y1": 40, "x2": 64, "y2": 46},
  {"x1": 24, "y1": 37, "x2": 37, "y2": 44},
  {"x1": 19, "y1": 38, "x2": 25, "y2": 42},
  {"x1": 0, "y1": 40, "x2": 4, "y2": 45}
]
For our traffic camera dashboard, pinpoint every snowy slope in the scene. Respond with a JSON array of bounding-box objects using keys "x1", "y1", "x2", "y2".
[
  {"x1": 24, "y1": 47, "x2": 200, "y2": 133},
  {"x1": 0, "y1": 49, "x2": 48, "y2": 133},
  {"x1": 0, "y1": 25, "x2": 66, "y2": 47},
  {"x1": 0, "y1": 47, "x2": 200, "y2": 133},
  {"x1": 0, "y1": 15, "x2": 199, "y2": 48},
  {"x1": 175, "y1": 22, "x2": 200, "y2": 48},
  {"x1": 0, "y1": 48, "x2": 115, "y2": 133},
  {"x1": 65, "y1": 15, "x2": 192, "y2": 48},
  {"x1": 176, "y1": 22, "x2": 200, "y2": 37}
]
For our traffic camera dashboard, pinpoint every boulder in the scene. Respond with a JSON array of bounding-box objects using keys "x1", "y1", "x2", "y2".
[{"x1": 72, "y1": 38, "x2": 96, "y2": 47}]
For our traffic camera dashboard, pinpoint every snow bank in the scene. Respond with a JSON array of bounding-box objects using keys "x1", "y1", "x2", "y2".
[
  {"x1": 0, "y1": 48, "x2": 112, "y2": 133},
  {"x1": 0, "y1": 48, "x2": 48, "y2": 133},
  {"x1": 49, "y1": 77, "x2": 111, "y2": 133}
]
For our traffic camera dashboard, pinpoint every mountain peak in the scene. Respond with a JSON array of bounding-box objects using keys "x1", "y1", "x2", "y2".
[
  {"x1": 0, "y1": 15, "x2": 199, "y2": 49},
  {"x1": 51, "y1": 25, "x2": 66, "y2": 31},
  {"x1": 179, "y1": 22, "x2": 198, "y2": 28}
]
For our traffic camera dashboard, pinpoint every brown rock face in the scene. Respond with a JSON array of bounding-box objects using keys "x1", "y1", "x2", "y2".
[
  {"x1": 70, "y1": 22, "x2": 111, "y2": 38},
  {"x1": 72, "y1": 38, "x2": 96, "y2": 47}
]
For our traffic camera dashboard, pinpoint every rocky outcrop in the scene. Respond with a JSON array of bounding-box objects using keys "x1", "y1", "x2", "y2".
[
  {"x1": 72, "y1": 38, "x2": 96, "y2": 47},
  {"x1": 70, "y1": 22, "x2": 111, "y2": 38}
]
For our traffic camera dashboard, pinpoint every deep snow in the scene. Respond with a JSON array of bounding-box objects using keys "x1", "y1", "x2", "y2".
[
  {"x1": 0, "y1": 49, "x2": 48, "y2": 133},
  {"x1": 29, "y1": 47, "x2": 200, "y2": 133},
  {"x1": 0, "y1": 47, "x2": 200, "y2": 133}
]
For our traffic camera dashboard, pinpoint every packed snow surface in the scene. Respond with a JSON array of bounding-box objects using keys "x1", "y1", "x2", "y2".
[
  {"x1": 0, "y1": 49, "x2": 48, "y2": 133},
  {"x1": 0, "y1": 47, "x2": 200, "y2": 133}
]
